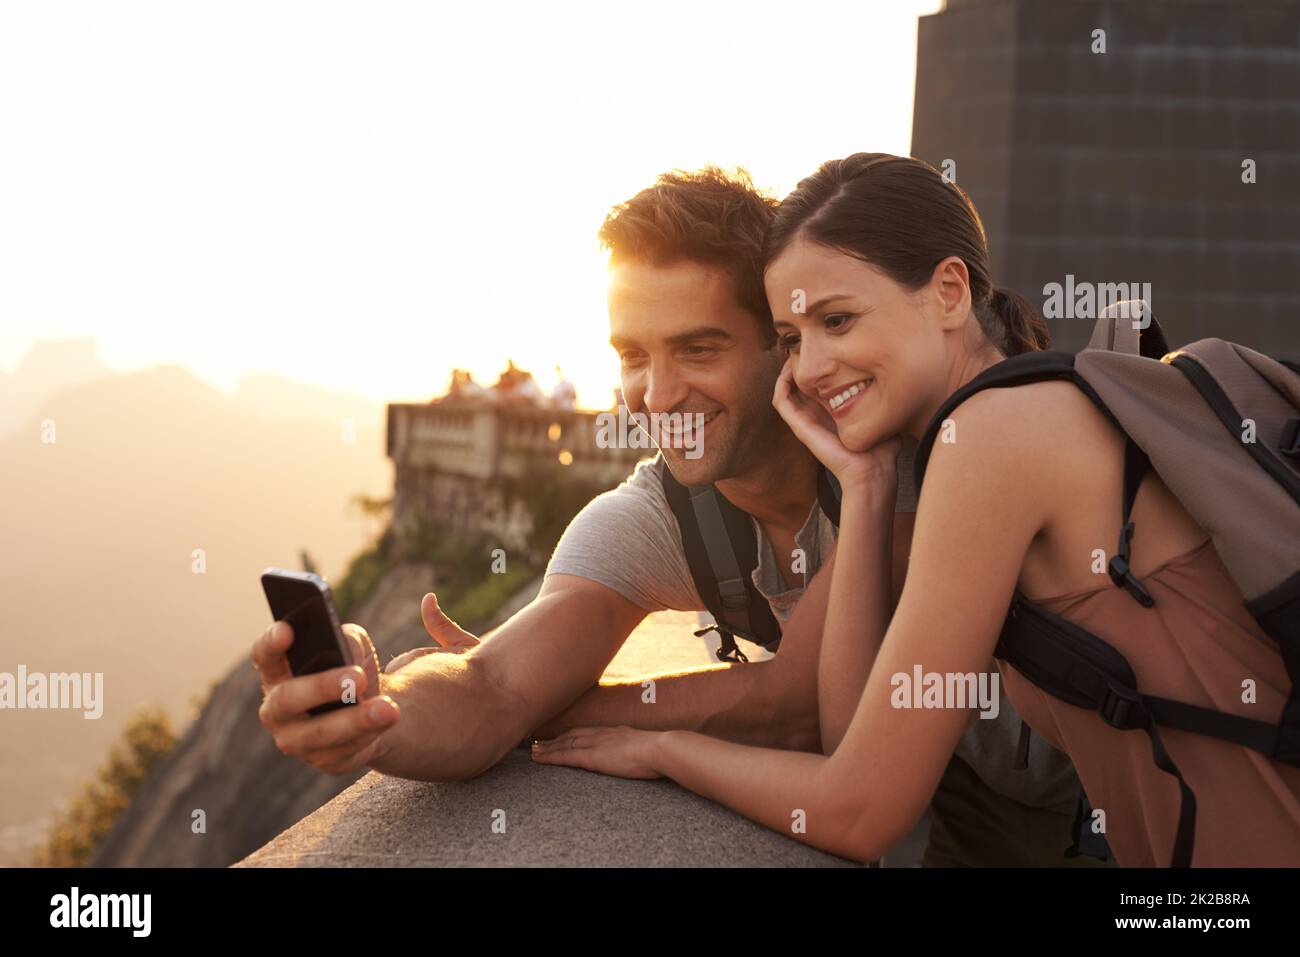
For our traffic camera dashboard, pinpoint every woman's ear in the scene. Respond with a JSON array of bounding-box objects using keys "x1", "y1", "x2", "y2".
[{"x1": 930, "y1": 256, "x2": 972, "y2": 330}]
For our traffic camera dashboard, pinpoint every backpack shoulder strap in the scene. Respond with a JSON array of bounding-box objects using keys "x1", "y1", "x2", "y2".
[
  {"x1": 913, "y1": 351, "x2": 1082, "y2": 494},
  {"x1": 817, "y1": 465, "x2": 842, "y2": 528},
  {"x1": 658, "y1": 457, "x2": 782, "y2": 660}
]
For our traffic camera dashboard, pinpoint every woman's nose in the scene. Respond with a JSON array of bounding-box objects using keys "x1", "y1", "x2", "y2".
[{"x1": 794, "y1": 335, "x2": 837, "y2": 395}]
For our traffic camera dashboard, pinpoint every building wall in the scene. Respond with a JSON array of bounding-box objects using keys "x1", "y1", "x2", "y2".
[
  {"x1": 913, "y1": 0, "x2": 1300, "y2": 355},
  {"x1": 387, "y1": 402, "x2": 647, "y2": 563}
]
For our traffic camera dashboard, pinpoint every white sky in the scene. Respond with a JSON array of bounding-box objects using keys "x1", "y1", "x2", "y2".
[{"x1": 0, "y1": 0, "x2": 942, "y2": 409}]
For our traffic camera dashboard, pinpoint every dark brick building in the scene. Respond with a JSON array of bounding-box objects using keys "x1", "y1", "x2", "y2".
[{"x1": 911, "y1": 0, "x2": 1300, "y2": 355}]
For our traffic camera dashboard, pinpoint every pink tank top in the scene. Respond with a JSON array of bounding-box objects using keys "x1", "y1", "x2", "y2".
[{"x1": 999, "y1": 538, "x2": 1300, "y2": 866}]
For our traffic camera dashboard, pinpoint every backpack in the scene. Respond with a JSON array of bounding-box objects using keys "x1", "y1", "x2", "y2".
[
  {"x1": 657, "y1": 457, "x2": 845, "y2": 663},
  {"x1": 913, "y1": 300, "x2": 1300, "y2": 867}
]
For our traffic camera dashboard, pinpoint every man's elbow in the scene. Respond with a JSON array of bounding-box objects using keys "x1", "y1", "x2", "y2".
[
  {"x1": 769, "y1": 698, "x2": 820, "y2": 752},
  {"x1": 370, "y1": 653, "x2": 531, "y2": 781}
]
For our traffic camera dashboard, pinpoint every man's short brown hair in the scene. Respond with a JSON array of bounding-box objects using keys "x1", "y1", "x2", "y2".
[{"x1": 599, "y1": 167, "x2": 778, "y2": 343}]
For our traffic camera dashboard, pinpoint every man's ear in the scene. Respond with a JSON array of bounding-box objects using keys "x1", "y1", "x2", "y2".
[{"x1": 931, "y1": 256, "x2": 972, "y2": 331}]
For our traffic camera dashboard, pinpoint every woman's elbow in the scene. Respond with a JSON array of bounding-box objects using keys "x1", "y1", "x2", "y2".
[{"x1": 815, "y1": 771, "x2": 922, "y2": 864}]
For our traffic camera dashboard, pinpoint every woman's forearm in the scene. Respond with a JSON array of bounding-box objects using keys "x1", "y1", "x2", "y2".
[
  {"x1": 652, "y1": 729, "x2": 878, "y2": 862},
  {"x1": 819, "y1": 483, "x2": 894, "y2": 753}
]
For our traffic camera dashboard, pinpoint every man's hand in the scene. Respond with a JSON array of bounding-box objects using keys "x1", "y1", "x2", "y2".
[
  {"x1": 253, "y1": 620, "x2": 401, "y2": 775},
  {"x1": 383, "y1": 593, "x2": 481, "y2": 674},
  {"x1": 252, "y1": 575, "x2": 647, "y2": 783}
]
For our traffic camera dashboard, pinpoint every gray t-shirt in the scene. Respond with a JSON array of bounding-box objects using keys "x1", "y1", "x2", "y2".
[{"x1": 545, "y1": 444, "x2": 1079, "y2": 811}]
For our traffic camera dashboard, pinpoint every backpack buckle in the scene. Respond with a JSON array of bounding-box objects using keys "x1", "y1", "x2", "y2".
[
  {"x1": 1108, "y1": 523, "x2": 1156, "y2": 608},
  {"x1": 1107, "y1": 555, "x2": 1155, "y2": 607},
  {"x1": 1098, "y1": 682, "x2": 1145, "y2": 730},
  {"x1": 717, "y1": 577, "x2": 750, "y2": 612}
]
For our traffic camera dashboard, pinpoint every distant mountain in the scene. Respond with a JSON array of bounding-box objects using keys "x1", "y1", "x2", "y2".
[
  {"x1": 0, "y1": 358, "x2": 392, "y2": 863},
  {"x1": 0, "y1": 338, "x2": 114, "y2": 440},
  {"x1": 234, "y1": 371, "x2": 384, "y2": 427}
]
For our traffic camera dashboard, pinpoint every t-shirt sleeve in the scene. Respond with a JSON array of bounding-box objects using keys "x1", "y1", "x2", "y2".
[{"x1": 544, "y1": 458, "x2": 704, "y2": 613}]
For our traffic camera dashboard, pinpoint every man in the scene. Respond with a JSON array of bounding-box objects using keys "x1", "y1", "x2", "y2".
[{"x1": 254, "y1": 167, "x2": 1091, "y2": 866}]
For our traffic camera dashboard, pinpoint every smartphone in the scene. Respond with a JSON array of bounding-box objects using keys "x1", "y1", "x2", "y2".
[{"x1": 260, "y1": 568, "x2": 354, "y2": 716}]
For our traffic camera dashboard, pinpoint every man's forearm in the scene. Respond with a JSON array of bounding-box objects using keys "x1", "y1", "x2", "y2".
[
  {"x1": 368, "y1": 649, "x2": 527, "y2": 781},
  {"x1": 533, "y1": 659, "x2": 820, "y2": 751}
]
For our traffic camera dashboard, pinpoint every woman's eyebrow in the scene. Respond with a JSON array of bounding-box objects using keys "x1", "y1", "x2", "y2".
[{"x1": 804, "y1": 293, "x2": 855, "y2": 313}]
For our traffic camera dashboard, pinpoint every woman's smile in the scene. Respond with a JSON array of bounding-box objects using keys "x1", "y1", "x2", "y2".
[{"x1": 823, "y1": 377, "x2": 873, "y2": 417}]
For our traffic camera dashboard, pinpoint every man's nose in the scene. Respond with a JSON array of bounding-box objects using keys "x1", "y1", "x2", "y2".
[{"x1": 642, "y1": 362, "x2": 689, "y2": 414}]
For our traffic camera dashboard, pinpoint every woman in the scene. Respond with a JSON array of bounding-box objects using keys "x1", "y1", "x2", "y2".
[{"x1": 533, "y1": 153, "x2": 1300, "y2": 866}]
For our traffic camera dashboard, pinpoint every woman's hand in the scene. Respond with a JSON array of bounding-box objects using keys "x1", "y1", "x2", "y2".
[
  {"x1": 772, "y1": 357, "x2": 901, "y2": 496},
  {"x1": 531, "y1": 726, "x2": 666, "y2": 780}
]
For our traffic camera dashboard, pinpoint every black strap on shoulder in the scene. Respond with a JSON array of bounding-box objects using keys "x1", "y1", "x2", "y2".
[
  {"x1": 913, "y1": 351, "x2": 1084, "y2": 494},
  {"x1": 817, "y1": 465, "x2": 842, "y2": 528},
  {"x1": 659, "y1": 457, "x2": 782, "y2": 661},
  {"x1": 913, "y1": 351, "x2": 1155, "y2": 612}
]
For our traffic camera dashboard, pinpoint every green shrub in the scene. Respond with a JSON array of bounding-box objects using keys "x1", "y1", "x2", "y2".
[
  {"x1": 35, "y1": 705, "x2": 176, "y2": 867},
  {"x1": 332, "y1": 544, "x2": 389, "y2": 621},
  {"x1": 443, "y1": 562, "x2": 538, "y2": 630}
]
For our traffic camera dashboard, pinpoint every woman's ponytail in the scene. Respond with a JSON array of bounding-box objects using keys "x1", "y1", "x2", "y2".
[{"x1": 985, "y1": 286, "x2": 1051, "y2": 356}]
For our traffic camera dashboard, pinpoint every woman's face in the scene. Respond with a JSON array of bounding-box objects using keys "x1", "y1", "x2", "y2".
[{"x1": 765, "y1": 238, "x2": 956, "y2": 452}]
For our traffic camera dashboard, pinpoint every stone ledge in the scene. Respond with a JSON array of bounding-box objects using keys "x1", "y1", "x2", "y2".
[{"x1": 235, "y1": 749, "x2": 858, "y2": 868}]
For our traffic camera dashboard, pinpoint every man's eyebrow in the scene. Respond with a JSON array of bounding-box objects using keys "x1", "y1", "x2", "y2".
[
  {"x1": 663, "y1": 326, "x2": 734, "y2": 347},
  {"x1": 609, "y1": 326, "x2": 734, "y2": 350}
]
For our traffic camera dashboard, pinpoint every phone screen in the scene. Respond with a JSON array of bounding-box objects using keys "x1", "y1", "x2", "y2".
[{"x1": 261, "y1": 570, "x2": 353, "y2": 715}]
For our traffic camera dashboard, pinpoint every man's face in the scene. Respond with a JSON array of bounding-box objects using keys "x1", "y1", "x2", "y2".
[{"x1": 608, "y1": 260, "x2": 785, "y2": 486}]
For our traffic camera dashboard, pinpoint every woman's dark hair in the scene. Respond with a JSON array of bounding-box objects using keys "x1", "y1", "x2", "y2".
[{"x1": 764, "y1": 153, "x2": 1049, "y2": 356}]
